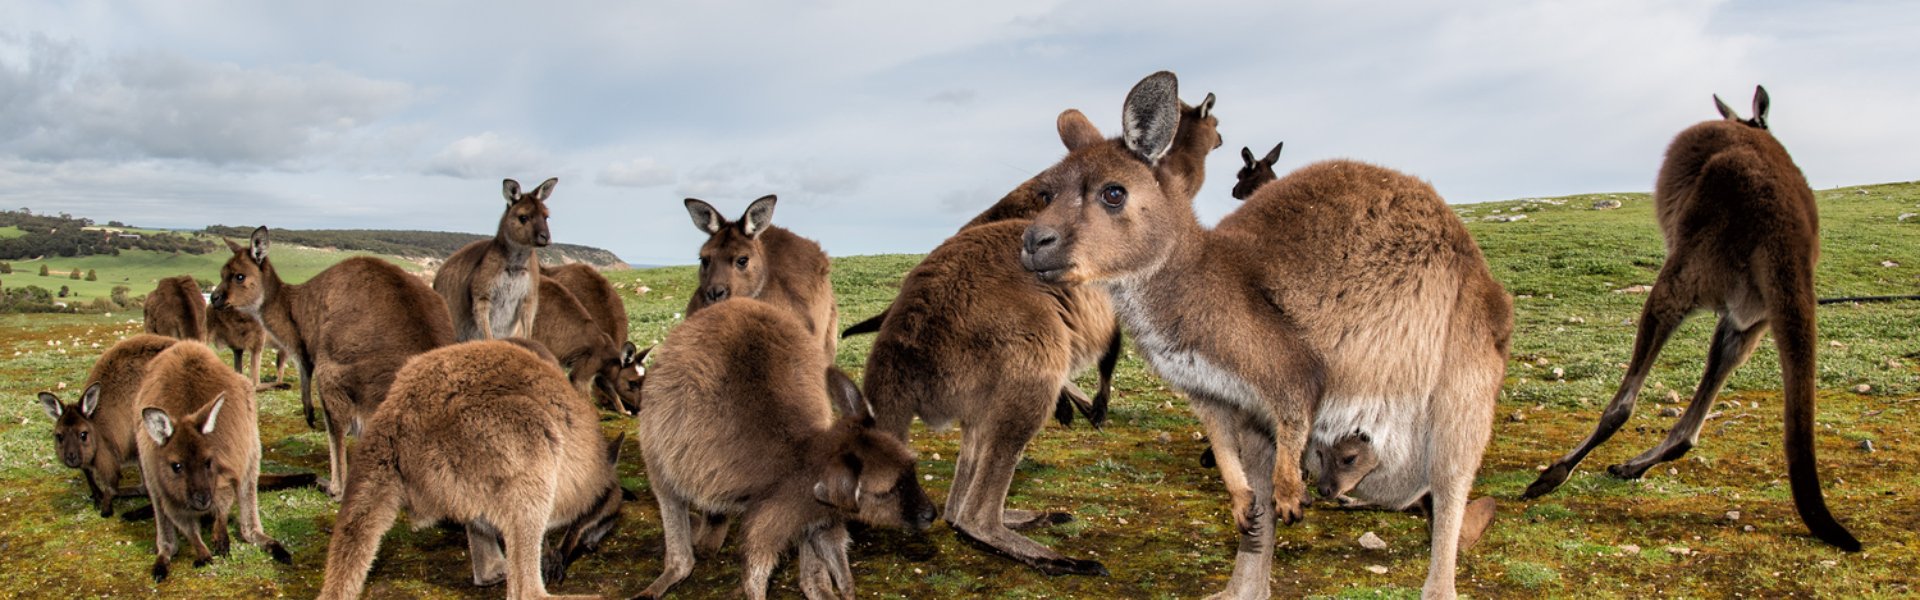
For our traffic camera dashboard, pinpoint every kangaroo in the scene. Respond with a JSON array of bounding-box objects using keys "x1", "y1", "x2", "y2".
[
  {"x1": 533, "y1": 275, "x2": 647, "y2": 414},
  {"x1": 318, "y1": 340, "x2": 624, "y2": 600},
  {"x1": 1232, "y1": 142, "x2": 1284, "y2": 200},
  {"x1": 143, "y1": 275, "x2": 207, "y2": 342},
  {"x1": 436, "y1": 177, "x2": 556, "y2": 342},
  {"x1": 542, "y1": 263, "x2": 635, "y2": 410},
  {"x1": 856, "y1": 93, "x2": 1219, "y2": 577},
  {"x1": 1308, "y1": 432, "x2": 1497, "y2": 552},
  {"x1": 37, "y1": 334, "x2": 178, "y2": 517},
  {"x1": 1019, "y1": 71, "x2": 1511, "y2": 599},
  {"x1": 210, "y1": 226, "x2": 456, "y2": 500},
  {"x1": 636, "y1": 298, "x2": 937, "y2": 600},
  {"x1": 208, "y1": 303, "x2": 288, "y2": 389},
  {"x1": 682, "y1": 195, "x2": 839, "y2": 360},
  {"x1": 1523, "y1": 86, "x2": 1860, "y2": 551},
  {"x1": 135, "y1": 342, "x2": 291, "y2": 582}
]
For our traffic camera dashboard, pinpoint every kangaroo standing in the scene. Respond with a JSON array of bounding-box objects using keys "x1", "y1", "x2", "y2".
[
  {"x1": 209, "y1": 303, "x2": 287, "y2": 388},
  {"x1": 210, "y1": 226, "x2": 455, "y2": 499},
  {"x1": 38, "y1": 334, "x2": 178, "y2": 517},
  {"x1": 436, "y1": 177, "x2": 556, "y2": 341},
  {"x1": 1020, "y1": 72, "x2": 1510, "y2": 599},
  {"x1": 143, "y1": 275, "x2": 207, "y2": 342},
  {"x1": 1523, "y1": 86, "x2": 1859, "y2": 551},
  {"x1": 683, "y1": 195, "x2": 838, "y2": 360},
  {"x1": 135, "y1": 342, "x2": 291, "y2": 582}
]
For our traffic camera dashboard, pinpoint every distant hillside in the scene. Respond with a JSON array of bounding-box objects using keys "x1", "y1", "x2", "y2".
[{"x1": 201, "y1": 226, "x2": 626, "y2": 268}]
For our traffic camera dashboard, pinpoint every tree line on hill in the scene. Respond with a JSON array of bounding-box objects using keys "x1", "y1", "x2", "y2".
[
  {"x1": 201, "y1": 226, "x2": 626, "y2": 267},
  {"x1": 0, "y1": 209, "x2": 215, "y2": 259}
]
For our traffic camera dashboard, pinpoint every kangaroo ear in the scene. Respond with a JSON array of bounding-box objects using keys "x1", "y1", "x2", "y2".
[
  {"x1": 684, "y1": 199, "x2": 723, "y2": 235},
  {"x1": 812, "y1": 454, "x2": 863, "y2": 512},
  {"x1": 1356, "y1": 431, "x2": 1371, "y2": 443},
  {"x1": 1196, "y1": 92, "x2": 1216, "y2": 120},
  {"x1": 825, "y1": 367, "x2": 874, "y2": 426},
  {"x1": 248, "y1": 226, "x2": 270, "y2": 264},
  {"x1": 1121, "y1": 71, "x2": 1181, "y2": 166},
  {"x1": 502, "y1": 178, "x2": 523, "y2": 203},
  {"x1": 222, "y1": 237, "x2": 245, "y2": 255},
  {"x1": 142, "y1": 408, "x2": 175, "y2": 445},
  {"x1": 80, "y1": 383, "x2": 101, "y2": 417},
  {"x1": 531, "y1": 177, "x2": 559, "y2": 202},
  {"x1": 37, "y1": 392, "x2": 62, "y2": 421},
  {"x1": 1057, "y1": 109, "x2": 1105, "y2": 152},
  {"x1": 1239, "y1": 146, "x2": 1255, "y2": 167},
  {"x1": 198, "y1": 393, "x2": 227, "y2": 435},
  {"x1": 741, "y1": 195, "x2": 777, "y2": 238},
  {"x1": 1263, "y1": 142, "x2": 1284, "y2": 165},
  {"x1": 606, "y1": 432, "x2": 625, "y2": 464},
  {"x1": 1713, "y1": 93, "x2": 1741, "y2": 122},
  {"x1": 1751, "y1": 85, "x2": 1770, "y2": 129}
]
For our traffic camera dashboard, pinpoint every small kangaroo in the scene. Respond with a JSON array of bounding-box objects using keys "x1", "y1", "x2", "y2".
[
  {"x1": 1232, "y1": 142, "x2": 1284, "y2": 200},
  {"x1": 208, "y1": 303, "x2": 288, "y2": 389},
  {"x1": 210, "y1": 226, "x2": 456, "y2": 499},
  {"x1": 436, "y1": 177, "x2": 556, "y2": 341},
  {"x1": 143, "y1": 275, "x2": 207, "y2": 342},
  {"x1": 1308, "y1": 432, "x2": 1497, "y2": 552},
  {"x1": 38, "y1": 333, "x2": 177, "y2": 517},
  {"x1": 533, "y1": 275, "x2": 647, "y2": 414},
  {"x1": 318, "y1": 340, "x2": 624, "y2": 600},
  {"x1": 135, "y1": 342, "x2": 291, "y2": 582},
  {"x1": 1523, "y1": 86, "x2": 1860, "y2": 551},
  {"x1": 1020, "y1": 71, "x2": 1510, "y2": 599},
  {"x1": 636, "y1": 298, "x2": 937, "y2": 600},
  {"x1": 682, "y1": 195, "x2": 839, "y2": 360}
]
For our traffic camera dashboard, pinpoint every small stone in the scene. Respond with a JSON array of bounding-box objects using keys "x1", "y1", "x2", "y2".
[
  {"x1": 1821, "y1": 560, "x2": 1838, "y2": 567},
  {"x1": 932, "y1": 453, "x2": 941, "y2": 460},
  {"x1": 1566, "y1": 316, "x2": 1585, "y2": 324},
  {"x1": 1552, "y1": 367, "x2": 1565, "y2": 379},
  {"x1": 1156, "y1": 432, "x2": 1173, "y2": 443},
  {"x1": 1534, "y1": 357, "x2": 1550, "y2": 366},
  {"x1": 1666, "y1": 545, "x2": 1690, "y2": 557},
  {"x1": 56, "y1": 381, "x2": 67, "y2": 390},
  {"x1": 1859, "y1": 440, "x2": 1875, "y2": 452},
  {"x1": 1829, "y1": 340, "x2": 1847, "y2": 349},
  {"x1": 1508, "y1": 411, "x2": 1527, "y2": 423},
  {"x1": 1882, "y1": 260, "x2": 1900, "y2": 268},
  {"x1": 1899, "y1": 213, "x2": 1917, "y2": 222},
  {"x1": 1618, "y1": 543, "x2": 1640, "y2": 555},
  {"x1": 1725, "y1": 510, "x2": 1741, "y2": 522},
  {"x1": 1664, "y1": 390, "x2": 1682, "y2": 404},
  {"x1": 1117, "y1": 517, "x2": 1129, "y2": 525},
  {"x1": 1614, "y1": 284, "x2": 1653, "y2": 294},
  {"x1": 1592, "y1": 199, "x2": 1623, "y2": 210},
  {"x1": 924, "y1": 474, "x2": 934, "y2": 481},
  {"x1": 1190, "y1": 431, "x2": 1206, "y2": 441},
  {"x1": 1535, "y1": 464, "x2": 1548, "y2": 472},
  {"x1": 1660, "y1": 407, "x2": 1682, "y2": 418},
  {"x1": 1852, "y1": 384, "x2": 1872, "y2": 394},
  {"x1": 1667, "y1": 467, "x2": 1679, "y2": 476},
  {"x1": 1365, "y1": 565, "x2": 1390, "y2": 575},
  {"x1": 1358, "y1": 531, "x2": 1388, "y2": 550},
  {"x1": 1743, "y1": 525, "x2": 1756, "y2": 532}
]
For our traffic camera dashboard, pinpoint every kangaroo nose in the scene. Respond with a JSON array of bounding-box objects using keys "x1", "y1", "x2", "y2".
[
  {"x1": 189, "y1": 492, "x2": 212, "y2": 510},
  {"x1": 1022, "y1": 225, "x2": 1060, "y2": 256},
  {"x1": 208, "y1": 290, "x2": 226, "y2": 308},
  {"x1": 705, "y1": 287, "x2": 729, "y2": 302}
]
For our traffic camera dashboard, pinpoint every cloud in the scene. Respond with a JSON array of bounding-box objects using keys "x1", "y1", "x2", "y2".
[
  {"x1": 926, "y1": 89, "x2": 976, "y2": 106},
  {"x1": 597, "y1": 157, "x2": 677, "y2": 188},
  {"x1": 423, "y1": 132, "x2": 551, "y2": 179}
]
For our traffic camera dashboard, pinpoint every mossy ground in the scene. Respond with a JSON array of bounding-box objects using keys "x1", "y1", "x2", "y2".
[{"x1": 0, "y1": 183, "x2": 1915, "y2": 598}]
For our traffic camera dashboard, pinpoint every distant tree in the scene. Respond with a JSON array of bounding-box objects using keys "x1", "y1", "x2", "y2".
[
  {"x1": 38, "y1": 264, "x2": 48, "y2": 276},
  {"x1": 0, "y1": 262, "x2": 9, "y2": 274},
  {"x1": 110, "y1": 285, "x2": 131, "y2": 306},
  {"x1": 85, "y1": 269, "x2": 97, "y2": 281},
  {"x1": 57, "y1": 285, "x2": 69, "y2": 298},
  {"x1": 90, "y1": 297, "x2": 116, "y2": 312},
  {"x1": 69, "y1": 268, "x2": 80, "y2": 280},
  {"x1": 107, "y1": 220, "x2": 125, "y2": 227}
]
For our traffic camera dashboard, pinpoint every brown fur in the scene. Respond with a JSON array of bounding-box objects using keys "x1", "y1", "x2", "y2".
[
  {"x1": 1524, "y1": 86, "x2": 1859, "y2": 551},
  {"x1": 542, "y1": 263, "x2": 635, "y2": 411},
  {"x1": 636, "y1": 299, "x2": 936, "y2": 600},
  {"x1": 134, "y1": 342, "x2": 290, "y2": 582},
  {"x1": 1232, "y1": 142, "x2": 1284, "y2": 200},
  {"x1": 37, "y1": 334, "x2": 178, "y2": 516},
  {"x1": 210, "y1": 226, "x2": 455, "y2": 500},
  {"x1": 533, "y1": 276, "x2": 646, "y2": 414},
  {"x1": 318, "y1": 341, "x2": 623, "y2": 600},
  {"x1": 1021, "y1": 72, "x2": 1510, "y2": 598},
  {"x1": 208, "y1": 303, "x2": 287, "y2": 388},
  {"x1": 435, "y1": 177, "x2": 557, "y2": 342},
  {"x1": 143, "y1": 275, "x2": 207, "y2": 342},
  {"x1": 682, "y1": 195, "x2": 839, "y2": 360}
]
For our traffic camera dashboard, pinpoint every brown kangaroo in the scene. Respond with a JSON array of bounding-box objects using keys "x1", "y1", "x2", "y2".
[
  {"x1": 857, "y1": 92, "x2": 1219, "y2": 576},
  {"x1": 635, "y1": 298, "x2": 937, "y2": 600},
  {"x1": 682, "y1": 195, "x2": 839, "y2": 359},
  {"x1": 1020, "y1": 71, "x2": 1510, "y2": 599},
  {"x1": 533, "y1": 275, "x2": 647, "y2": 414},
  {"x1": 135, "y1": 342, "x2": 291, "y2": 582},
  {"x1": 143, "y1": 275, "x2": 207, "y2": 342},
  {"x1": 1308, "y1": 432, "x2": 1497, "y2": 552},
  {"x1": 209, "y1": 226, "x2": 456, "y2": 500},
  {"x1": 1523, "y1": 86, "x2": 1859, "y2": 551},
  {"x1": 436, "y1": 177, "x2": 556, "y2": 341},
  {"x1": 542, "y1": 263, "x2": 635, "y2": 410},
  {"x1": 208, "y1": 303, "x2": 287, "y2": 389},
  {"x1": 318, "y1": 340, "x2": 624, "y2": 600},
  {"x1": 38, "y1": 334, "x2": 178, "y2": 517},
  {"x1": 1232, "y1": 142, "x2": 1284, "y2": 200}
]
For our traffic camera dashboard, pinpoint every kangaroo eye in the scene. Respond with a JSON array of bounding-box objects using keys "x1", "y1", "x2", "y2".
[
  {"x1": 518, "y1": 215, "x2": 529, "y2": 224},
  {"x1": 233, "y1": 274, "x2": 246, "y2": 283},
  {"x1": 170, "y1": 462, "x2": 183, "y2": 473},
  {"x1": 735, "y1": 256, "x2": 749, "y2": 269},
  {"x1": 78, "y1": 431, "x2": 88, "y2": 441},
  {"x1": 1038, "y1": 190, "x2": 1055, "y2": 205},
  {"x1": 1341, "y1": 456, "x2": 1357, "y2": 467},
  {"x1": 1100, "y1": 185, "x2": 1127, "y2": 208},
  {"x1": 699, "y1": 256, "x2": 710, "y2": 268},
  {"x1": 53, "y1": 433, "x2": 63, "y2": 442}
]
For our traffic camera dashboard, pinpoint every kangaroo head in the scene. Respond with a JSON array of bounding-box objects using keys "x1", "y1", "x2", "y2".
[
  {"x1": 39, "y1": 384, "x2": 103, "y2": 469},
  {"x1": 812, "y1": 368, "x2": 937, "y2": 531},
  {"x1": 1233, "y1": 142, "x2": 1284, "y2": 200},
  {"x1": 596, "y1": 342, "x2": 649, "y2": 415},
  {"x1": 1022, "y1": 71, "x2": 1199, "y2": 286},
  {"x1": 685, "y1": 195, "x2": 777, "y2": 306},
  {"x1": 1713, "y1": 85, "x2": 1770, "y2": 130},
  {"x1": 1313, "y1": 431, "x2": 1379, "y2": 502},
  {"x1": 209, "y1": 226, "x2": 272, "y2": 315},
  {"x1": 501, "y1": 177, "x2": 557, "y2": 248},
  {"x1": 141, "y1": 394, "x2": 230, "y2": 512}
]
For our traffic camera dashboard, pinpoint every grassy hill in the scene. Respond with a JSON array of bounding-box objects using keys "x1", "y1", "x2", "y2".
[
  {"x1": 0, "y1": 183, "x2": 1913, "y2": 598},
  {"x1": 0, "y1": 246, "x2": 426, "y2": 306}
]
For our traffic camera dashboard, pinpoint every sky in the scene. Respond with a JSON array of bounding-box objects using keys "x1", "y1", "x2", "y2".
[{"x1": 2, "y1": 1, "x2": 1915, "y2": 266}]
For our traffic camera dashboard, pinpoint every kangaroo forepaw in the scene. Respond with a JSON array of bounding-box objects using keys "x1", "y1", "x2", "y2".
[
  {"x1": 151, "y1": 559, "x2": 170, "y2": 583},
  {"x1": 265, "y1": 541, "x2": 293, "y2": 564}
]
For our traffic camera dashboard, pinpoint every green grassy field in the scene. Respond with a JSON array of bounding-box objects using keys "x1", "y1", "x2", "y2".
[
  {"x1": 0, "y1": 245, "x2": 424, "y2": 304},
  {"x1": 0, "y1": 183, "x2": 1915, "y2": 598},
  {"x1": 0, "y1": 226, "x2": 25, "y2": 240}
]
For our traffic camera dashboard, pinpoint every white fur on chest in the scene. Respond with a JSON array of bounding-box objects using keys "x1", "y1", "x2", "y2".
[
  {"x1": 487, "y1": 270, "x2": 533, "y2": 338},
  {"x1": 1109, "y1": 284, "x2": 1264, "y2": 415}
]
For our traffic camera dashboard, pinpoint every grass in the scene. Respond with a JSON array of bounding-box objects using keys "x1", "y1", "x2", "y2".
[
  {"x1": 0, "y1": 226, "x2": 26, "y2": 240},
  {"x1": 0, "y1": 182, "x2": 1916, "y2": 598},
  {"x1": 0, "y1": 244, "x2": 425, "y2": 305}
]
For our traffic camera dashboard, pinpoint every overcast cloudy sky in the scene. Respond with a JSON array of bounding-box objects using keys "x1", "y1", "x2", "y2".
[{"x1": 2, "y1": 1, "x2": 1914, "y2": 265}]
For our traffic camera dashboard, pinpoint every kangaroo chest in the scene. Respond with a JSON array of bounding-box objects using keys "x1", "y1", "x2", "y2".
[
  {"x1": 487, "y1": 267, "x2": 532, "y2": 337},
  {"x1": 1109, "y1": 284, "x2": 1264, "y2": 415}
]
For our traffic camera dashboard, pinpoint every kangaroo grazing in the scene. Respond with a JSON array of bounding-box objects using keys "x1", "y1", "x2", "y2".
[
  {"x1": 543, "y1": 263, "x2": 636, "y2": 410},
  {"x1": 682, "y1": 195, "x2": 839, "y2": 359},
  {"x1": 436, "y1": 177, "x2": 557, "y2": 342},
  {"x1": 135, "y1": 342, "x2": 291, "y2": 582},
  {"x1": 1232, "y1": 142, "x2": 1284, "y2": 200},
  {"x1": 636, "y1": 298, "x2": 937, "y2": 600},
  {"x1": 210, "y1": 226, "x2": 455, "y2": 499},
  {"x1": 533, "y1": 275, "x2": 647, "y2": 414},
  {"x1": 1019, "y1": 71, "x2": 1511, "y2": 598},
  {"x1": 143, "y1": 275, "x2": 208, "y2": 342},
  {"x1": 856, "y1": 92, "x2": 1219, "y2": 576},
  {"x1": 1523, "y1": 86, "x2": 1860, "y2": 551},
  {"x1": 318, "y1": 341, "x2": 624, "y2": 600},
  {"x1": 208, "y1": 303, "x2": 287, "y2": 389},
  {"x1": 38, "y1": 334, "x2": 178, "y2": 517}
]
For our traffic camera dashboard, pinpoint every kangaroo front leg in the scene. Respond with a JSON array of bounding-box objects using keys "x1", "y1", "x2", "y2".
[
  {"x1": 466, "y1": 521, "x2": 508, "y2": 587},
  {"x1": 513, "y1": 291, "x2": 538, "y2": 339},
  {"x1": 1191, "y1": 399, "x2": 1254, "y2": 533},
  {"x1": 1269, "y1": 399, "x2": 1312, "y2": 526},
  {"x1": 471, "y1": 296, "x2": 494, "y2": 340},
  {"x1": 1210, "y1": 413, "x2": 1279, "y2": 600}
]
